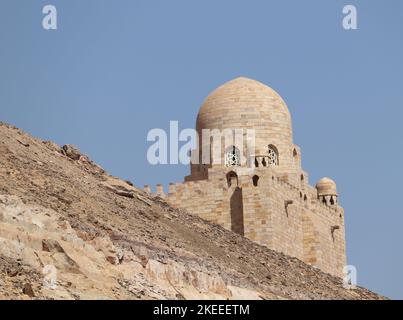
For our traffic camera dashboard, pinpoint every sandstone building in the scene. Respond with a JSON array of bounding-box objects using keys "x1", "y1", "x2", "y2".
[{"x1": 147, "y1": 77, "x2": 346, "y2": 277}]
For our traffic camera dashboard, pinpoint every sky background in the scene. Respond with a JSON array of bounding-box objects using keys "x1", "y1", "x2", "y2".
[{"x1": 0, "y1": 0, "x2": 402, "y2": 299}]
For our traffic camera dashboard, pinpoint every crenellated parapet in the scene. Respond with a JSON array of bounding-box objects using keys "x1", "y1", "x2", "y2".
[{"x1": 149, "y1": 77, "x2": 346, "y2": 277}]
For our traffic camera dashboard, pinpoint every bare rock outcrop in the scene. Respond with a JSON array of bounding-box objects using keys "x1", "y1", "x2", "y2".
[{"x1": 0, "y1": 122, "x2": 385, "y2": 300}]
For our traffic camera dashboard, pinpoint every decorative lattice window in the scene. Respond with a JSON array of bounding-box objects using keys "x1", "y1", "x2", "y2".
[
  {"x1": 225, "y1": 146, "x2": 241, "y2": 167},
  {"x1": 268, "y1": 145, "x2": 279, "y2": 166}
]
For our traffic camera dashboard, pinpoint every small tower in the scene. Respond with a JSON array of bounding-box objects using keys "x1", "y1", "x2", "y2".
[{"x1": 316, "y1": 177, "x2": 338, "y2": 206}]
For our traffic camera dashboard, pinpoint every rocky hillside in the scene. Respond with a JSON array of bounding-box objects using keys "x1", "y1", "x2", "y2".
[{"x1": 0, "y1": 122, "x2": 383, "y2": 300}]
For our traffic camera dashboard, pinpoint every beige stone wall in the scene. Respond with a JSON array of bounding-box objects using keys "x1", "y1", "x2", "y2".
[
  {"x1": 151, "y1": 77, "x2": 346, "y2": 277},
  {"x1": 150, "y1": 166, "x2": 346, "y2": 278}
]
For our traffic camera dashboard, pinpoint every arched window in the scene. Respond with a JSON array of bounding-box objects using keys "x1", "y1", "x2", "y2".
[
  {"x1": 252, "y1": 175, "x2": 259, "y2": 187},
  {"x1": 225, "y1": 146, "x2": 241, "y2": 167},
  {"x1": 268, "y1": 145, "x2": 279, "y2": 166},
  {"x1": 226, "y1": 171, "x2": 238, "y2": 188}
]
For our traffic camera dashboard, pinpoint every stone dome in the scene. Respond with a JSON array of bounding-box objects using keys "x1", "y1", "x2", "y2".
[
  {"x1": 316, "y1": 177, "x2": 338, "y2": 196},
  {"x1": 196, "y1": 77, "x2": 294, "y2": 168}
]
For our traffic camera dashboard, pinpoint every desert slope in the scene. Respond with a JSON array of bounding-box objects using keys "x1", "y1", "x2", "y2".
[{"x1": 0, "y1": 122, "x2": 383, "y2": 300}]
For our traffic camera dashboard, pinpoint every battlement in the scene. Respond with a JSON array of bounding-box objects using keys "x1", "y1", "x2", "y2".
[
  {"x1": 150, "y1": 77, "x2": 346, "y2": 277},
  {"x1": 161, "y1": 166, "x2": 345, "y2": 276}
]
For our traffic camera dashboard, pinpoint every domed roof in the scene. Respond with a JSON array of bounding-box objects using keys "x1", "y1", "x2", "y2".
[
  {"x1": 196, "y1": 77, "x2": 293, "y2": 156},
  {"x1": 316, "y1": 177, "x2": 337, "y2": 196}
]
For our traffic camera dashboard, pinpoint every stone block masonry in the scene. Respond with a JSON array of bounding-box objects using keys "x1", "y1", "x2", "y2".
[{"x1": 147, "y1": 77, "x2": 346, "y2": 277}]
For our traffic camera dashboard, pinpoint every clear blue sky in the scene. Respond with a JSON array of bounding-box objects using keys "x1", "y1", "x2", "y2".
[{"x1": 1, "y1": 0, "x2": 402, "y2": 299}]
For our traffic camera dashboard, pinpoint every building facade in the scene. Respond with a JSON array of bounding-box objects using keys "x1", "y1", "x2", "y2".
[{"x1": 147, "y1": 77, "x2": 346, "y2": 277}]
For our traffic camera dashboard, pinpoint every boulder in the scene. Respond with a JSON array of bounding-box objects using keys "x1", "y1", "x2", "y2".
[{"x1": 62, "y1": 145, "x2": 81, "y2": 160}]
